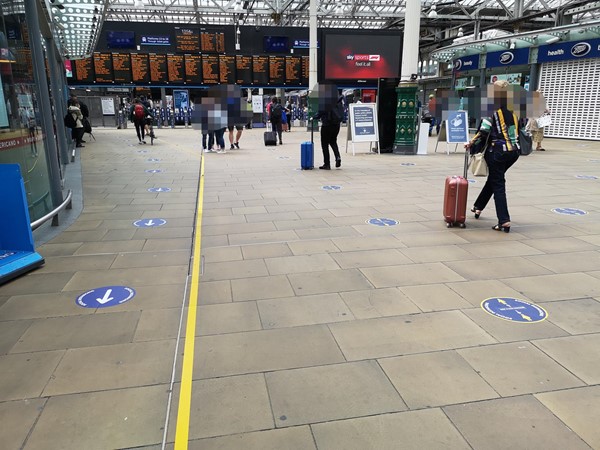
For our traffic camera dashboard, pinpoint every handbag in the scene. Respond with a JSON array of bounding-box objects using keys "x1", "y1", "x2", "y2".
[
  {"x1": 518, "y1": 128, "x2": 533, "y2": 156},
  {"x1": 536, "y1": 114, "x2": 552, "y2": 128},
  {"x1": 469, "y1": 151, "x2": 488, "y2": 177}
]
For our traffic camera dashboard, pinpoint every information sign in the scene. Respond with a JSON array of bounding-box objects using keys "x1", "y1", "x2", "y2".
[
  {"x1": 285, "y1": 56, "x2": 302, "y2": 85},
  {"x1": 201, "y1": 31, "x2": 225, "y2": 53},
  {"x1": 93, "y1": 52, "x2": 113, "y2": 83},
  {"x1": 202, "y1": 55, "x2": 219, "y2": 84},
  {"x1": 149, "y1": 53, "x2": 168, "y2": 83},
  {"x1": 446, "y1": 111, "x2": 469, "y2": 144},
  {"x1": 131, "y1": 53, "x2": 150, "y2": 83},
  {"x1": 253, "y1": 56, "x2": 269, "y2": 85},
  {"x1": 184, "y1": 54, "x2": 202, "y2": 84},
  {"x1": 74, "y1": 58, "x2": 94, "y2": 83},
  {"x1": 112, "y1": 53, "x2": 132, "y2": 83},
  {"x1": 269, "y1": 56, "x2": 285, "y2": 85},
  {"x1": 236, "y1": 55, "x2": 252, "y2": 85},
  {"x1": 175, "y1": 28, "x2": 200, "y2": 53},
  {"x1": 167, "y1": 54, "x2": 185, "y2": 83},
  {"x1": 219, "y1": 55, "x2": 236, "y2": 84}
]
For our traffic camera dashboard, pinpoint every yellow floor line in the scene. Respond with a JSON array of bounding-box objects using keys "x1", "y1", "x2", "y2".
[{"x1": 174, "y1": 156, "x2": 205, "y2": 449}]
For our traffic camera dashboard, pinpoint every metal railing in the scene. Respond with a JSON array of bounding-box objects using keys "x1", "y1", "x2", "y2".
[{"x1": 31, "y1": 189, "x2": 73, "y2": 231}]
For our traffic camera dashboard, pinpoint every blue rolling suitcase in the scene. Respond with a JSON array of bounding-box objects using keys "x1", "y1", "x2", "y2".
[{"x1": 301, "y1": 119, "x2": 314, "y2": 170}]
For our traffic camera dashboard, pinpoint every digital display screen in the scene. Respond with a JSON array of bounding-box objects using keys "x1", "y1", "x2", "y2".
[
  {"x1": 253, "y1": 55, "x2": 268, "y2": 85},
  {"x1": 93, "y1": 52, "x2": 113, "y2": 83},
  {"x1": 324, "y1": 34, "x2": 402, "y2": 80},
  {"x1": 175, "y1": 28, "x2": 200, "y2": 52},
  {"x1": 202, "y1": 55, "x2": 219, "y2": 84},
  {"x1": 302, "y1": 56, "x2": 309, "y2": 85},
  {"x1": 106, "y1": 31, "x2": 135, "y2": 49},
  {"x1": 131, "y1": 53, "x2": 150, "y2": 83},
  {"x1": 74, "y1": 58, "x2": 94, "y2": 83},
  {"x1": 149, "y1": 53, "x2": 168, "y2": 83},
  {"x1": 167, "y1": 54, "x2": 185, "y2": 83},
  {"x1": 201, "y1": 31, "x2": 225, "y2": 53},
  {"x1": 264, "y1": 36, "x2": 288, "y2": 53},
  {"x1": 184, "y1": 54, "x2": 202, "y2": 84},
  {"x1": 285, "y1": 56, "x2": 302, "y2": 86},
  {"x1": 112, "y1": 53, "x2": 132, "y2": 83},
  {"x1": 269, "y1": 56, "x2": 285, "y2": 85},
  {"x1": 219, "y1": 55, "x2": 236, "y2": 84},
  {"x1": 236, "y1": 55, "x2": 252, "y2": 85}
]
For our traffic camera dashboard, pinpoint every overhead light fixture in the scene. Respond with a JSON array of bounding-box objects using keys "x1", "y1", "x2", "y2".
[
  {"x1": 134, "y1": 0, "x2": 144, "y2": 7},
  {"x1": 509, "y1": 40, "x2": 516, "y2": 49},
  {"x1": 457, "y1": 27, "x2": 464, "y2": 37},
  {"x1": 427, "y1": 5, "x2": 437, "y2": 18},
  {"x1": 545, "y1": 36, "x2": 560, "y2": 44}
]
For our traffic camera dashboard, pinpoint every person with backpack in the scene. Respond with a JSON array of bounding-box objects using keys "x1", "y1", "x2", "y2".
[
  {"x1": 129, "y1": 98, "x2": 152, "y2": 144},
  {"x1": 66, "y1": 98, "x2": 85, "y2": 148},
  {"x1": 313, "y1": 84, "x2": 344, "y2": 170},
  {"x1": 269, "y1": 97, "x2": 284, "y2": 145}
]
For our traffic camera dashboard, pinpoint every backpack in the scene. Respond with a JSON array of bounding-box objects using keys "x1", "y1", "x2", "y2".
[
  {"x1": 329, "y1": 102, "x2": 344, "y2": 125},
  {"x1": 134, "y1": 104, "x2": 145, "y2": 121},
  {"x1": 64, "y1": 112, "x2": 76, "y2": 129},
  {"x1": 270, "y1": 104, "x2": 282, "y2": 121}
]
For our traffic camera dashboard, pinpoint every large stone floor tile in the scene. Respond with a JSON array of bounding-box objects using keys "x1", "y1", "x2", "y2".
[
  {"x1": 195, "y1": 325, "x2": 345, "y2": 379},
  {"x1": 400, "y1": 245, "x2": 475, "y2": 263},
  {"x1": 443, "y1": 396, "x2": 591, "y2": 450},
  {"x1": 533, "y1": 334, "x2": 600, "y2": 384},
  {"x1": 0, "y1": 272, "x2": 74, "y2": 296},
  {"x1": 231, "y1": 275, "x2": 294, "y2": 301},
  {"x1": 132, "y1": 226, "x2": 193, "y2": 240},
  {"x1": 188, "y1": 426, "x2": 316, "y2": 450},
  {"x1": 526, "y1": 251, "x2": 600, "y2": 273},
  {"x1": 311, "y1": 409, "x2": 470, "y2": 450},
  {"x1": 288, "y1": 269, "x2": 373, "y2": 296},
  {"x1": 502, "y1": 273, "x2": 600, "y2": 301},
  {"x1": 24, "y1": 385, "x2": 168, "y2": 450},
  {"x1": 265, "y1": 254, "x2": 340, "y2": 275},
  {"x1": 48, "y1": 229, "x2": 109, "y2": 244},
  {"x1": 198, "y1": 280, "x2": 232, "y2": 305},
  {"x1": 0, "y1": 399, "x2": 45, "y2": 450},
  {"x1": 43, "y1": 340, "x2": 176, "y2": 396},
  {"x1": 536, "y1": 386, "x2": 600, "y2": 450},
  {"x1": 110, "y1": 250, "x2": 190, "y2": 269},
  {"x1": 331, "y1": 248, "x2": 412, "y2": 269},
  {"x1": 266, "y1": 361, "x2": 406, "y2": 427},
  {"x1": 102, "y1": 229, "x2": 137, "y2": 241},
  {"x1": 0, "y1": 320, "x2": 32, "y2": 354},
  {"x1": 446, "y1": 279, "x2": 531, "y2": 307},
  {"x1": 287, "y1": 239, "x2": 340, "y2": 256},
  {"x1": 340, "y1": 288, "x2": 420, "y2": 319},
  {"x1": 294, "y1": 226, "x2": 362, "y2": 240},
  {"x1": 197, "y1": 302, "x2": 262, "y2": 335},
  {"x1": 37, "y1": 242, "x2": 82, "y2": 257},
  {"x1": 395, "y1": 231, "x2": 470, "y2": 247},
  {"x1": 460, "y1": 241, "x2": 544, "y2": 258},
  {"x1": 329, "y1": 310, "x2": 495, "y2": 361},
  {"x1": 399, "y1": 284, "x2": 472, "y2": 312},
  {"x1": 134, "y1": 308, "x2": 182, "y2": 341},
  {"x1": 142, "y1": 237, "x2": 193, "y2": 252},
  {"x1": 63, "y1": 265, "x2": 188, "y2": 290},
  {"x1": 331, "y1": 235, "x2": 405, "y2": 252},
  {"x1": 228, "y1": 230, "x2": 299, "y2": 246},
  {"x1": 202, "y1": 259, "x2": 269, "y2": 282},
  {"x1": 240, "y1": 242, "x2": 293, "y2": 259},
  {"x1": 361, "y1": 262, "x2": 464, "y2": 288},
  {"x1": 379, "y1": 350, "x2": 499, "y2": 409},
  {"x1": 462, "y1": 308, "x2": 569, "y2": 342},
  {"x1": 202, "y1": 246, "x2": 243, "y2": 263},
  {"x1": 202, "y1": 222, "x2": 276, "y2": 237},
  {"x1": 544, "y1": 298, "x2": 600, "y2": 334},
  {"x1": 35, "y1": 254, "x2": 116, "y2": 273},
  {"x1": 73, "y1": 239, "x2": 146, "y2": 255},
  {"x1": 458, "y1": 341, "x2": 584, "y2": 396},
  {"x1": 10, "y1": 311, "x2": 140, "y2": 353},
  {"x1": 446, "y1": 256, "x2": 552, "y2": 281},
  {"x1": 0, "y1": 351, "x2": 63, "y2": 401},
  {"x1": 523, "y1": 237, "x2": 599, "y2": 254},
  {"x1": 258, "y1": 293, "x2": 353, "y2": 329}
]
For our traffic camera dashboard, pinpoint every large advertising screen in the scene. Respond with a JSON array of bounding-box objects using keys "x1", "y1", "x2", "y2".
[{"x1": 324, "y1": 33, "x2": 401, "y2": 80}]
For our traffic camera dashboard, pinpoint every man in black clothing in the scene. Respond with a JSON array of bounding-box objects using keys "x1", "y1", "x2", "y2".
[
  {"x1": 269, "y1": 97, "x2": 284, "y2": 145},
  {"x1": 129, "y1": 98, "x2": 152, "y2": 144},
  {"x1": 313, "y1": 84, "x2": 343, "y2": 170}
]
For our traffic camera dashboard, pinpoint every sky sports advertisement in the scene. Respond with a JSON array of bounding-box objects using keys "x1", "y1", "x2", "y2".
[{"x1": 324, "y1": 34, "x2": 401, "y2": 80}]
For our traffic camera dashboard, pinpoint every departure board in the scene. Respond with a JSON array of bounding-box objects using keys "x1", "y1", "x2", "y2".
[
  {"x1": 236, "y1": 55, "x2": 252, "y2": 85},
  {"x1": 112, "y1": 53, "x2": 132, "y2": 83},
  {"x1": 167, "y1": 54, "x2": 185, "y2": 83},
  {"x1": 93, "y1": 52, "x2": 113, "y2": 83},
  {"x1": 175, "y1": 28, "x2": 200, "y2": 52},
  {"x1": 149, "y1": 53, "x2": 168, "y2": 83},
  {"x1": 74, "y1": 58, "x2": 94, "y2": 83},
  {"x1": 253, "y1": 56, "x2": 268, "y2": 85},
  {"x1": 269, "y1": 56, "x2": 285, "y2": 85},
  {"x1": 202, "y1": 55, "x2": 219, "y2": 84},
  {"x1": 131, "y1": 53, "x2": 150, "y2": 83},
  {"x1": 184, "y1": 54, "x2": 202, "y2": 84},
  {"x1": 302, "y1": 56, "x2": 309, "y2": 84},
  {"x1": 201, "y1": 31, "x2": 225, "y2": 53},
  {"x1": 285, "y1": 56, "x2": 302, "y2": 86},
  {"x1": 219, "y1": 55, "x2": 236, "y2": 84}
]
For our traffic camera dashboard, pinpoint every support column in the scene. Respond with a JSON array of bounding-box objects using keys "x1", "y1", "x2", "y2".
[
  {"x1": 307, "y1": 0, "x2": 319, "y2": 130},
  {"x1": 46, "y1": 39, "x2": 70, "y2": 166},
  {"x1": 529, "y1": 63, "x2": 540, "y2": 91},
  {"x1": 393, "y1": 0, "x2": 421, "y2": 155}
]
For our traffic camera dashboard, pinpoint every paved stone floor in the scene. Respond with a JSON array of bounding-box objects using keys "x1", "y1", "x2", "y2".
[{"x1": 1, "y1": 125, "x2": 600, "y2": 450}]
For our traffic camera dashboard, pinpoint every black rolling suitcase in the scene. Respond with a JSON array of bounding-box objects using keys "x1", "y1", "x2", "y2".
[{"x1": 264, "y1": 131, "x2": 277, "y2": 146}]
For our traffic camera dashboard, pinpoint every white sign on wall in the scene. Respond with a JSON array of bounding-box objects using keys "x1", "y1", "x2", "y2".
[
  {"x1": 101, "y1": 97, "x2": 116, "y2": 115},
  {"x1": 252, "y1": 95, "x2": 263, "y2": 113}
]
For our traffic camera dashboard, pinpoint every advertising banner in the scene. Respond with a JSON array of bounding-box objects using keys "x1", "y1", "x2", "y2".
[
  {"x1": 485, "y1": 48, "x2": 529, "y2": 68},
  {"x1": 452, "y1": 55, "x2": 479, "y2": 73},
  {"x1": 538, "y1": 38, "x2": 600, "y2": 63}
]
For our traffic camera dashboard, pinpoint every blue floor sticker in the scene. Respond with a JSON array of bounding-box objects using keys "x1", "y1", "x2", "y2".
[
  {"x1": 481, "y1": 297, "x2": 547, "y2": 323},
  {"x1": 145, "y1": 169, "x2": 163, "y2": 173},
  {"x1": 133, "y1": 218, "x2": 167, "y2": 227},
  {"x1": 77, "y1": 286, "x2": 136, "y2": 308},
  {"x1": 322, "y1": 185, "x2": 342, "y2": 191},
  {"x1": 401, "y1": 163, "x2": 416, "y2": 166},
  {"x1": 366, "y1": 218, "x2": 399, "y2": 227},
  {"x1": 552, "y1": 208, "x2": 587, "y2": 216},
  {"x1": 576, "y1": 175, "x2": 598, "y2": 180},
  {"x1": 147, "y1": 158, "x2": 160, "y2": 162},
  {"x1": 147, "y1": 187, "x2": 171, "y2": 193}
]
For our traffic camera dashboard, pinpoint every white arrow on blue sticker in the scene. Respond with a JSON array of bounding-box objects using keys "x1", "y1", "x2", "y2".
[
  {"x1": 76, "y1": 286, "x2": 136, "y2": 308},
  {"x1": 133, "y1": 218, "x2": 167, "y2": 227},
  {"x1": 576, "y1": 175, "x2": 598, "y2": 180},
  {"x1": 552, "y1": 208, "x2": 588, "y2": 216},
  {"x1": 321, "y1": 185, "x2": 342, "y2": 191},
  {"x1": 367, "y1": 218, "x2": 399, "y2": 227},
  {"x1": 401, "y1": 163, "x2": 416, "y2": 166},
  {"x1": 145, "y1": 169, "x2": 163, "y2": 173},
  {"x1": 138, "y1": 150, "x2": 148, "y2": 153},
  {"x1": 147, "y1": 187, "x2": 172, "y2": 193},
  {"x1": 147, "y1": 158, "x2": 161, "y2": 162}
]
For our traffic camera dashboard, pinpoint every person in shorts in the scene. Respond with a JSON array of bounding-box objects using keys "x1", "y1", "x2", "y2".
[{"x1": 228, "y1": 123, "x2": 244, "y2": 150}]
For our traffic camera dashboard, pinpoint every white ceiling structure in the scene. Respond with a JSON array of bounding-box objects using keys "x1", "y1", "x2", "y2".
[{"x1": 31, "y1": 0, "x2": 600, "y2": 60}]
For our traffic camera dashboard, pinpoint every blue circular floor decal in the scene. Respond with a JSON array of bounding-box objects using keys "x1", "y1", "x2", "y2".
[
  {"x1": 133, "y1": 218, "x2": 167, "y2": 227},
  {"x1": 401, "y1": 163, "x2": 416, "y2": 166},
  {"x1": 576, "y1": 175, "x2": 598, "y2": 180},
  {"x1": 278, "y1": 156, "x2": 290, "y2": 160},
  {"x1": 467, "y1": 179, "x2": 477, "y2": 184},
  {"x1": 147, "y1": 187, "x2": 171, "y2": 193},
  {"x1": 552, "y1": 208, "x2": 588, "y2": 216},
  {"x1": 481, "y1": 297, "x2": 547, "y2": 323},
  {"x1": 322, "y1": 185, "x2": 342, "y2": 191},
  {"x1": 366, "y1": 218, "x2": 399, "y2": 227},
  {"x1": 145, "y1": 169, "x2": 163, "y2": 174},
  {"x1": 77, "y1": 286, "x2": 136, "y2": 308},
  {"x1": 147, "y1": 158, "x2": 160, "y2": 162}
]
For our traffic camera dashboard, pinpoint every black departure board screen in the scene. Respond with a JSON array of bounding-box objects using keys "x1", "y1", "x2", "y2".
[
  {"x1": 285, "y1": 56, "x2": 302, "y2": 86},
  {"x1": 93, "y1": 52, "x2": 113, "y2": 83},
  {"x1": 236, "y1": 55, "x2": 252, "y2": 85},
  {"x1": 302, "y1": 56, "x2": 309, "y2": 84},
  {"x1": 184, "y1": 54, "x2": 202, "y2": 84},
  {"x1": 131, "y1": 53, "x2": 150, "y2": 83},
  {"x1": 175, "y1": 28, "x2": 200, "y2": 52},
  {"x1": 219, "y1": 55, "x2": 236, "y2": 84},
  {"x1": 149, "y1": 53, "x2": 168, "y2": 83},
  {"x1": 112, "y1": 53, "x2": 132, "y2": 83},
  {"x1": 269, "y1": 56, "x2": 285, "y2": 85},
  {"x1": 202, "y1": 55, "x2": 219, "y2": 84},
  {"x1": 253, "y1": 56, "x2": 268, "y2": 85},
  {"x1": 201, "y1": 31, "x2": 225, "y2": 53},
  {"x1": 74, "y1": 58, "x2": 94, "y2": 83},
  {"x1": 167, "y1": 54, "x2": 184, "y2": 83}
]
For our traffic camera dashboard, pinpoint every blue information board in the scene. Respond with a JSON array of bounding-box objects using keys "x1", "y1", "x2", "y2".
[
  {"x1": 481, "y1": 297, "x2": 547, "y2": 323},
  {"x1": 76, "y1": 286, "x2": 136, "y2": 308},
  {"x1": 446, "y1": 111, "x2": 469, "y2": 144}
]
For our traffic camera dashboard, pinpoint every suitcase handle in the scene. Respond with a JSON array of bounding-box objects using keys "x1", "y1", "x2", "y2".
[{"x1": 463, "y1": 148, "x2": 469, "y2": 179}]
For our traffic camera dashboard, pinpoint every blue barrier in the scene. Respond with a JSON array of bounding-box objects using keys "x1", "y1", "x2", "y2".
[{"x1": 0, "y1": 164, "x2": 45, "y2": 285}]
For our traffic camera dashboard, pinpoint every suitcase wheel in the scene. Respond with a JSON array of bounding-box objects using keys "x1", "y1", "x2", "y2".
[
  {"x1": 446, "y1": 222, "x2": 453, "y2": 228},
  {"x1": 459, "y1": 223, "x2": 466, "y2": 228}
]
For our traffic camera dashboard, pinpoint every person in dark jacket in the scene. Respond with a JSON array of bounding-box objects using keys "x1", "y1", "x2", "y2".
[
  {"x1": 269, "y1": 97, "x2": 284, "y2": 145},
  {"x1": 313, "y1": 84, "x2": 343, "y2": 170},
  {"x1": 129, "y1": 98, "x2": 152, "y2": 144},
  {"x1": 67, "y1": 98, "x2": 85, "y2": 148}
]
